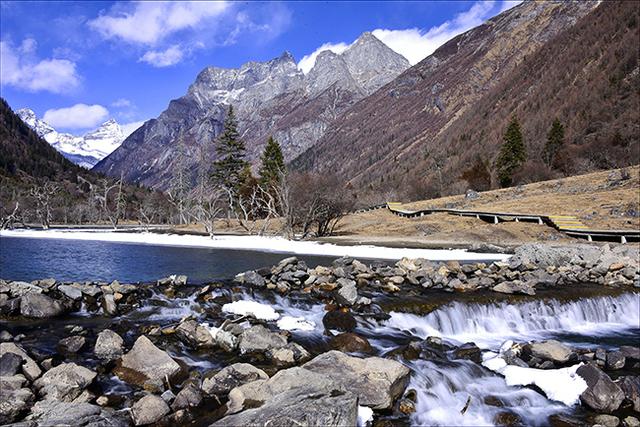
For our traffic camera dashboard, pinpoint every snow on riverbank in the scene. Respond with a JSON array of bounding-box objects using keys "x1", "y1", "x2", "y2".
[{"x1": 0, "y1": 229, "x2": 509, "y2": 261}]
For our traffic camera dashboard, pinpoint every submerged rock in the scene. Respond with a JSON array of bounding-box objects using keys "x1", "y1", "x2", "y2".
[{"x1": 114, "y1": 335, "x2": 181, "y2": 390}]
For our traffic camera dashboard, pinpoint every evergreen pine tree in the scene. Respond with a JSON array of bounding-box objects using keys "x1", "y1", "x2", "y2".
[
  {"x1": 212, "y1": 105, "x2": 248, "y2": 192},
  {"x1": 259, "y1": 136, "x2": 285, "y2": 188},
  {"x1": 495, "y1": 116, "x2": 527, "y2": 187},
  {"x1": 543, "y1": 118, "x2": 565, "y2": 167}
]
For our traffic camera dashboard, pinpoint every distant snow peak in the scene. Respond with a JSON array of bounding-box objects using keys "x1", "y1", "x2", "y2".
[{"x1": 16, "y1": 108, "x2": 126, "y2": 169}]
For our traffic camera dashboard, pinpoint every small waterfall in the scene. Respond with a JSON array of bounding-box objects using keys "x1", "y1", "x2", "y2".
[
  {"x1": 132, "y1": 293, "x2": 201, "y2": 322},
  {"x1": 382, "y1": 293, "x2": 639, "y2": 348}
]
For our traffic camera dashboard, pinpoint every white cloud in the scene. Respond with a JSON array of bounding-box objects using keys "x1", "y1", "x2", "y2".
[
  {"x1": 139, "y1": 45, "x2": 184, "y2": 67},
  {"x1": 499, "y1": 0, "x2": 524, "y2": 13},
  {"x1": 0, "y1": 39, "x2": 80, "y2": 94},
  {"x1": 297, "y1": 42, "x2": 351, "y2": 74},
  {"x1": 372, "y1": 1, "x2": 497, "y2": 65},
  {"x1": 121, "y1": 120, "x2": 146, "y2": 138},
  {"x1": 43, "y1": 104, "x2": 109, "y2": 129},
  {"x1": 89, "y1": 1, "x2": 229, "y2": 45},
  {"x1": 111, "y1": 98, "x2": 131, "y2": 108}
]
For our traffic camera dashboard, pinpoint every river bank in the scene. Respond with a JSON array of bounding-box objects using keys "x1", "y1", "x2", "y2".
[{"x1": 1, "y1": 242, "x2": 638, "y2": 426}]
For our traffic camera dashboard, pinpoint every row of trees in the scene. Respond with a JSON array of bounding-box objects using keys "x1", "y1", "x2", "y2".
[
  {"x1": 166, "y1": 106, "x2": 353, "y2": 238},
  {"x1": 495, "y1": 116, "x2": 565, "y2": 187}
]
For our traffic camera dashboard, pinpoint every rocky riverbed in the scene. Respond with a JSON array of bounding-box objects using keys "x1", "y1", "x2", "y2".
[{"x1": 0, "y1": 243, "x2": 639, "y2": 426}]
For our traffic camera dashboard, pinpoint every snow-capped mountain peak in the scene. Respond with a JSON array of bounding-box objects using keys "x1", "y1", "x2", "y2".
[{"x1": 16, "y1": 109, "x2": 126, "y2": 169}]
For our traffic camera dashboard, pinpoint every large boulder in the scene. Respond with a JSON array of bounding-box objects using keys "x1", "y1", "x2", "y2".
[
  {"x1": 202, "y1": 363, "x2": 269, "y2": 396},
  {"x1": 492, "y1": 281, "x2": 535, "y2": 296},
  {"x1": 303, "y1": 350, "x2": 410, "y2": 410},
  {"x1": 58, "y1": 335, "x2": 86, "y2": 355},
  {"x1": 322, "y1": 310, "x2": 357, "y2": 332},
  {"x1": 171, "y1": 383, "x2": 202, "y2": 411},
  {"x1": 20, "y1": 293, "x2": 64, "y2": 318},
  {"x1": 57, "y1": 284, "x2": 83, "y2": 301},
  {"x1": 0, "y1": 342, "x2": 42, "y2": 381},
  {"x1": 175, "y1": 320, "x2": 215, "y2": 348},
  {"x1": 618, "y1": 376, "x2": 640, "y2": 412},
  {"x1": 527, "y1": 340, "x2": 574, "y2": 364},
  {"x1": 114, "y1": 335, "x2": 181, "y2": 390},
  {"x1": 94, "y1": 329, "x2": 124, "y2": 361},
  {"x1": 23, "y1": 400, "x2": 122, "y2": 426},
  {"x1": 131, "y1": 394, "x2": 170, "y2": 426},
  {"x1": 577, "y1": 364, "x2": 625, "y2": 413},
  {"x1": 8, "y1": 281, "x2": 43, "y2": 297},
  {"x1": 0, "y1": 374, "x2": 34, "y2": 424},
  {"x1": 238, "y1": 325, "x2": 287, "y2": 354},
  {"x1": 33, "y1": 362, "x2": 97, "y2": 402}
]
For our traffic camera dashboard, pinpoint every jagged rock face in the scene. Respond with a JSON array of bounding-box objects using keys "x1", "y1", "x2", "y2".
[
  {"x1": 94, "y1": 33, "x2": 410, "y2": 189},
  {"x1": 16, "y1": 109, "x2": 125, "y2": 169},
  {"x1": 292, "y1": 1, "x2": 603, "y2": 188}
]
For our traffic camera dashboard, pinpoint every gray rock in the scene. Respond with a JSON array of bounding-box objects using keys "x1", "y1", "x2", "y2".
[
  {"x1": 80, "y1": 284, "x2": 102, "y2": 298},
  {"x1": 176, "y1": 320, "x2": 215, "y2": 348},
  {"x1": 202, "y1": 362, "x2": 269, "y2": 396},
  {"x1": 8, "y1": 281, "x2": 43, "y2": 297},
  {"x1": 174, "y1": 275, "x2": 188, "y2": 286},
  {"x1": 0, "y1": 352, "x2": 23, "y2": 376},
  {"x1": 334, "y1": 278, "x2": 358, "y2": 306},
  {"x1": 236, "y1": 271, "x2": 266, "y2": 288},
  {"x1": 58, "y1": 335, "x2": 86, "y2": 354},
  {"x1": 492, "y1": 281, "x2": 535, "y2": 296},
  {"x1": 33, "y1": 362, "x2": 97, "y2": 402},
  {"x1": 619, "y1": 346, "x2": 640, "y2": 362},
  {"x1": 94, "y1": 329, "x2": 124, "y2": 361},
  {"x1": 607, "y1": 351, "x2": 626, "y2": 370},
  {"x1": 58, "y1": 284, "x2": 83, "y2": 301},
  {"x1": 528, "y1": 340, "x2": 573, "y2": 364},
  {"x1": 211, "y1": 327, "x2": 238, "y2": 352},
  {"x1": 577, "y1": 364, "x2": 624, "y2": 412},
  {"x1": 618, "y1": 376, "x2": 640, "y2": 412},
  {"x1": 115, "y1": 335, "x2": 181, "y2": 390},
  {"x1": 160, "y1": 389, "x2": 176, "y2": 403},
  {"x1": 594, "y1": 414, "x2": 620, "y2": 427},
  {"x1": 303, "y1": 350, "x2": 410, "y2": 409},
  {"x1": 171, "y1": 383, "x2": 202, "y2": 411},
  {"x1": 102, "y1": 293, "x2": 117, "y2": 316},
  {"x1": 238, "y1": 325, "x2": 288, "y2": 354},
  {"x1": 131, "y1": 394, "x2": 170, "y2": 426},
  {"x1": 20, "y1": 292, "x2": 64, "y2": 318},
  {"x1": 38, "y1": 278, "x2": 57, "y2": 290},
  {"x1": 24, "y1": 400, "x2": 123, "y2": 426},
  {"x1": 0, "y1": 342, "x2": 41, "y2": 381},
  {"x1": 0, "y1": 375, "x2": 34, "y2": 424},
  {"x1": 624, "y1": 416, "x2": 640, "y2": 427},
  {"x1": 0, "y1": 330, "x2": 12, "y2": 342}
]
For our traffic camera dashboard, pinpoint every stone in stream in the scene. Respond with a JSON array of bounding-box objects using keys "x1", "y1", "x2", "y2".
[
  {"x1": 593, "y1": 415, "x2": 620, "y2": 427},
  {"x1": 33, "y1": 362, "x2": 97, "y2": 402},
  {"x1": 57, "y1": 284, "x2": 83, "y2": 301},
  {"x1": 576, "y1": 364, "x2": 625, "y2": 413},
  {"x1": 102, "y1": 293, "x2": 117, "y2": 316},
  {"x1": 303, "y1": 350, "x2": 411, "y2": 410},
  {"x1": 453, "y1": 342, "x2": 482, "y2": 363},
  {"x1": 223, "y1": 366, "x2": 358, "y2": 423},
  {"x1": 19, "y1": 293, "x2": 64, "y2": 318},
  {"x1": 58, "y1": 335, "x2": 86, "y2": 355},
  {"x1": 0, "y1": 374, "x2": 34, "y2": 424},
  {"x1": 0, "y1": 352, "x2": 23, "y2": 376},
  {"x1": 329, "y1": 332, "x2": 373, "y2": 354},
  {"x1": 607, "y1": 351, "x2": 626, "y2": 370},
  {"x1": 492, "y1": 281, "x2": 536, "y2": 296},
  {"x1": 23, "y1": 400, "x2": 122, "y2": 426},
  {"x1": 202, "y1": 363, "x2": 269, "y2": 396},
  {"x1": 175, "y1": 319, "x2": 215, "y2": 348},
  {"x1": 617, "y1": 376, "x2": 640, "y2": 412},
  {"x1": 171, "y1": 383, "x2": 203, "y2": 411},
  {"x1": 131, "y1": 394, "x2": 170, "y2": 426},
  {"x1": 334, "y1": 278, "x2": 358, "y2": 306},
  {"x1": 114, "y1": 335, "x2": 181, "y2": 390},
  {"x1": 238, "y1": 325, "x2": 287, "y2": 354},
  {"x1": 322, "y1": 309, "x2": 357, "y2": 332},
  {"x1": 235, "y1": 271, "x2": 266, "y2": 288},
  {"x1": 0, "y1": 342, "x2": 42, "y2": 381},
  {"x1": 526, "y1": 340, "x2": 574, "y2": 364},
  {"x1": 624, "y1": 417, "x2": 640, "y2": 427},
  {"x1": 8, "y1": 281, "x2": 43, "y2": 297},
  {"x1": 94, "y1": 329, "x2": 124, "y2": 361}
]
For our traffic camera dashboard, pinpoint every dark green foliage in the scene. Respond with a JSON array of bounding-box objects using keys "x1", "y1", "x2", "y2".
[
  {"x1": 495, "y1": 116, "x2": 527, "y2": 187},
  {"x1": 212, "y1": 105, "x2": 248, "y2": 192},
  {"x1": 543, "y1": 118, "x2": 565, "y2": 167},
  {"x1": 259, "y1": 136, "x2": 285, "y2": 188}
]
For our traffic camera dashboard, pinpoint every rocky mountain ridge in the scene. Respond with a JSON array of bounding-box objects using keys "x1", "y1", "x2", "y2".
[
  {"x1": 94, "y1": 32, "x2": 410, "y2": 188},
  {"x1": 17, "y1": 109, "x2": 125, "y2": 169}
]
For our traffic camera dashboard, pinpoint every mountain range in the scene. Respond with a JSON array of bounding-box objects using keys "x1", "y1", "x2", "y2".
[
  {"x1": 17, "y1": 108, "x2": 126, "y2": 169},
  {"x1": 74, "y1": 1, "x2": 640, "y2": 196},
  {"x1": 93, "y1": 32, "x2": 410, "y2": 187}
]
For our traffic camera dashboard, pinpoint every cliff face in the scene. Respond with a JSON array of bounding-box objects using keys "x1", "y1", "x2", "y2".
[
  {"x1": 94, "y1": 33, "x2": 410, "y2": 189},
  {"x1": 292, "y1": 1, "x2": 627, "y2": 193}
]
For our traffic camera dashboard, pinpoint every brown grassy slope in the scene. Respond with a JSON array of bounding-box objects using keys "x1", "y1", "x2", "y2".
[
  {"x1": 292, "y1": 1, "x2": 639, "y2": 198},
  {"x1": 326, "y1": 166, "x2": 639, "y2": 248}
]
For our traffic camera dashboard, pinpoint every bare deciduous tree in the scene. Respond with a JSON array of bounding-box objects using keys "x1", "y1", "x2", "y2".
[{"x1": 29, "y1": 181, "x2": 59, "y2": 229}]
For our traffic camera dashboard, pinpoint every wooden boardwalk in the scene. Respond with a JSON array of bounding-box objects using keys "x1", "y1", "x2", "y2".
[{"x1": 383, "y1": 203, "x2": 640, "y2": 243}]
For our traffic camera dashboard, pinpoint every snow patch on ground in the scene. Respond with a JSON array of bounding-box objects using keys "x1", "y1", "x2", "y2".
[
  {"x1": 0, "y1": 229, "x2": 510, "y2": 262},
  {"x1": 277, "y1": 316, "x2": 316, "y2": 331},
  {"x1": 482, "y1": 350, "x2": 588, "y2": 406},
  {"x1": 222, "y1": 300, "x2": 280, "y2": 321}
]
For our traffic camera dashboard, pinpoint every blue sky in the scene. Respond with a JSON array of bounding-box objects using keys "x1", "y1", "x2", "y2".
[{"x1": 1, "y1": 0, "x2": 520, "y2": 136}]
